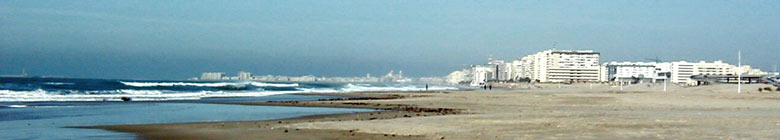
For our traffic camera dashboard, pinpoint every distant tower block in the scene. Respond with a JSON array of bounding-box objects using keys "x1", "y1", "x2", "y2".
[{"x1": 238, "y1": 71, "x2": 252, "y2": 80}]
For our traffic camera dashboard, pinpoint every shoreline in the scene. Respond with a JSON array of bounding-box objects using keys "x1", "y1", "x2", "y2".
[
  {"x1": 75, "y1": 90, "x2": 465, "y2": 139},
  {"x1": 75, "y1": 84, "x2": 779, "y2": 139}
]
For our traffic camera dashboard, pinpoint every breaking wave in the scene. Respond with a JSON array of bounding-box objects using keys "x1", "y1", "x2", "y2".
[
  {"x1": 43, "y1": 82, "x2": 75, "y2": 85},
  {"x1": 119, "y1": 81, "x2": 239, "y2": 87},
  {"x1": 248, "y1": 82, "x2": 299, "y2": 87},
  {"x1": 0, "y1": 83, "x2": 459, "y2": 102},
  {"x1": 0, "y1": 89, "x2": 299, "y2": 102},
  {"x1": 5, "y1": 105, "x2": 28, "y2": 108},
  {"x1": 0, "y1": 77, "x2": 461, "y2": 102}
]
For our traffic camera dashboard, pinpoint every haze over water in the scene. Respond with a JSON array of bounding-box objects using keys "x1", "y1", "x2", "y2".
[{"x1": 1, "y1": 0, "x2": 776, "y2": 79}]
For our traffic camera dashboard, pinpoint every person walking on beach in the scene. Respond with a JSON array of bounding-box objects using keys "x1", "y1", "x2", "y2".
[
  {"x1": 425, "y1": 84, "x2": 429, "y2": 91},
  {"x1": 489, "y1": 85, "x2": 492, "y2": 90},
  {"x1": 483, "y1": 85, "x2": 487, "y2": 90}
]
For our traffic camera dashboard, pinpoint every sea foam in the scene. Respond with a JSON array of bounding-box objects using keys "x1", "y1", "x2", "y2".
[{"x1": 0, "y1": 89, "x2": 302, "y2": 102}]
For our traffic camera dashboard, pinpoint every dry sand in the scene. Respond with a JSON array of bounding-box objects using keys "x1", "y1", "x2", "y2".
[{"x1": 79, "y1": 84, "x2": 779, "y2": 139}]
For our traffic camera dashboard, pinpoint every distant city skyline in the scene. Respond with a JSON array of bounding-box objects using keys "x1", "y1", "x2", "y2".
[{"x1": 1, "y1": 0, "x2": 777, "y2": 80}]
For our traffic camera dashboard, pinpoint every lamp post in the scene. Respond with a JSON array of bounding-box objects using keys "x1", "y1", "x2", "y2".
[{"x1": 738, "y1": 50, "x2": 741, "y2": 94}]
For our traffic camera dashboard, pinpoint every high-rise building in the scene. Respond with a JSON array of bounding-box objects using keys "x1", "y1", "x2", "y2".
[
  {"x1": 509, "y1": 59, "x2": 525, "y2": 81},
  {"x1": 488, "y1": 60, "x2": 511, "y2": 81},
  {"x1": 519, "y1": 49, "x2": 602, "y2": 82},
  {"x1": 238, "y1": 71, "x2": 252, "y2": 80},
  {"x1": 470, "y1": 65, "x2": 495, "y2": 86}
]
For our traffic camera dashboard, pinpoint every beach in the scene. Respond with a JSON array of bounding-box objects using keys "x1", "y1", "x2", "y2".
[{"x1": 82, "y1": 84, "x2": 779, "y2": 139}]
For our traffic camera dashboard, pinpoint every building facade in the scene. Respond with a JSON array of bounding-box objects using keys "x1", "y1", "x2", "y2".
[
  {"x1": 519, "y1": 49, "x2": 602, "y2": 82},
  {"x1": 238, "y1": 71, "x2": 252, "y2": 80},
  {"x1": 470, "y1": 65, "x2": 495, "y2": 86},
  {"x1": 607, "y1": 60, "x2": 769, "y2": 85},
  {"x1": 604, "y1": 62, "x2": 670, "y2": 83},
  {"x1": 200, "y1": 72, "x2": 225, "y2": 80}
]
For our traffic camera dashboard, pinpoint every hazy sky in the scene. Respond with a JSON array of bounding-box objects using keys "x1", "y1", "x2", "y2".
[{"x1": 1, "y1": 0, "x2": 777, "y2": 80}]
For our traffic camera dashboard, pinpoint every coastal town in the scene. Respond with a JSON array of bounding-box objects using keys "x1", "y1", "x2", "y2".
[
  {"x1": 191, "y1": 49, "x2": 777, "y2": 87},
  {"x1": 446, "y1": 49, "x2": 775, "y2": 86},
  {"x1": 3, "y1": 0, "x2": 779, "y2": 139}
]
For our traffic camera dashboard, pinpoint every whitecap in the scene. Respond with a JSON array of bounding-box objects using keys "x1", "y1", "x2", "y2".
[
  {"x1": 6, "y1": 105, "x2": 28, "y2": 108},
  {"x1": 43, "y1": 82, "x2": 75, "y2": 85},
  {"x1": 119, "y1": 81, "x2": 239, "y2": 87},
  {"x1": 248, "y1": 82, "x2": 299, "y2": 87}
]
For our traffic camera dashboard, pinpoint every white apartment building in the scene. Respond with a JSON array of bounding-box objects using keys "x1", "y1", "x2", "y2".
[
  {"x1": 446, "y1": 49, "x2": 773, "y2": 86},
  {"x1": 510, "y1": 59, "x2": 524, "y2": 81},
  {"x1": 519, "y1": 56, "x2": 535, "y2": 81},
  {"x1": 520, "y1": 49, "x2": 602, "y2": 82},
  {"x1": 237, "y1": 71, "x2": 252, "y2": 80},
  {"x1": 200, "y1": 72, "x2": 225, "y2": 80},
  {"x1": 470, "y1": 65, "x2": 495, "y2": 86},
  {"x1": 672, "y1": 61, "x2": 736, "y2": 84},
  {"x1": 599, "y1": 65, "x2": 609, "y2": 82},
  {"x1": 670, "y1": 61, "x2": 695, "y2": 84},
  {"x1": 488, "y1": 59, "x2": 516, "y2": 81},
  {"x1": 671, "y1": 60, "x2": 771, "y2": 84},
  {"x1": 605, "y1": 62, "x2": 671, "y2": 83},
  {"x1": 692, "y1": 61, "x2": 735, "y2": 76},
  {"x1": 604, "y1": 60, "x2": 771, "y2": 85}
]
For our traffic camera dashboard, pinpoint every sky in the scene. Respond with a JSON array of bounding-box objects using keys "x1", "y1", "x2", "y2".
[{"x1": 0, "y1": 0, "x2": 778, "y2": 80}]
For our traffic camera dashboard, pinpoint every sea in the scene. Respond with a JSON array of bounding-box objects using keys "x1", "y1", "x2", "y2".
[{"x1": 0, "y1": 77, "x2": 460, "y2": 139}]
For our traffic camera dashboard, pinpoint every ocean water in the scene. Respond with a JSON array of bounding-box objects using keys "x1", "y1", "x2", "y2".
[
  {"x1": 0, "y1": 95, "x2": 375, "y2": 140},
  {"x1": 0, "y1": 77, "x2": 459, "y2": 139},
  {"x1": 0, "y1": 77, "x2": 458, "y2": 102}
]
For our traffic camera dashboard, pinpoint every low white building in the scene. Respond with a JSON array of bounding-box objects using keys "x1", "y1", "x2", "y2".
[
  {"x1": 736, "y1": 65, "x2": 771, "y2": 75},
  {"x1": 604, "y1": 62, "x2": 670, "y2": 83},
  {"x1": 200, "y1": 72, "x2": 225, "y2": 80},
  {"x1": 692, "y1": 61, "x2": 735, "y2": 76},
  {"x1": 606, "y1": 60, "x2": 771, "y2": 85}
]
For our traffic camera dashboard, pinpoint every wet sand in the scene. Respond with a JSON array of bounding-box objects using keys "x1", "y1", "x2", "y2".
[{"x1": 78, "y1": 84, "x2": 779, "y2": 139}]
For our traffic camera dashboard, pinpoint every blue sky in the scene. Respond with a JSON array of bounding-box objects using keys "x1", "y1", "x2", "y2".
[{"x1": 1, "y1": 0, "x2": 777, "y2": 79}]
